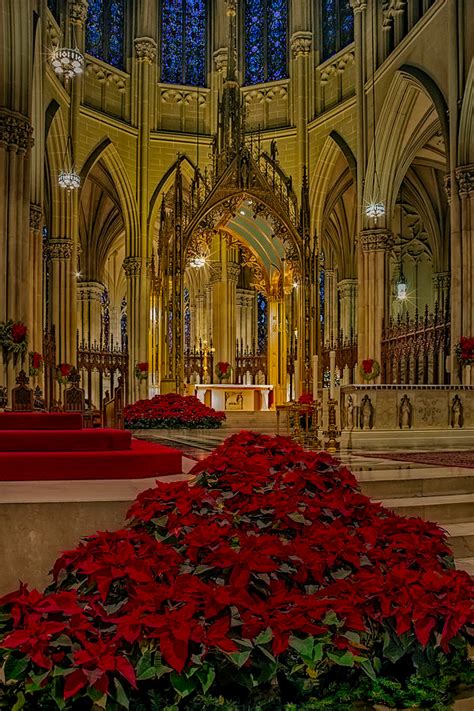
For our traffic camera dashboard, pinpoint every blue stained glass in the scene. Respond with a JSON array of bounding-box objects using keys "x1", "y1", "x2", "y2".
[
  {"x1": 108, "y1": 0, "x2": 125, "y2": 68},
  {"x1": 257, "y1": 293, "x2": 268, "y2": 353},
  {"x1": 120, "y1": 297, "x2": 128, "y2": 351},
  {"x1": 47, "y1": 0, "x2": 60, "y2": 21},
  {"x1": 161, "y1": 0, "x2": 207, "y2": 87},
  {"x1": 322, "y1": 0, "x2": 337, "y2": 61},
  {"x1": 267, "y1": 0, "x2": 288, "y2": 81},
  {"x1": 86, "y1": 0, "x2": 104, "y2": 59},
  {"x1": 245, "y1": 0, "x2": 288, "y2": 85},
  {"x1": 322, "y1": 0, "x2": 354, "y2": 62},
  {"x1": 85, "y1": 0, "x2": 125, "y2": 69},
  {"x1": 319, "y1": 269, "x2": 325, "y2": 326},
  {"x1": 184, "y1": 287, "x2": 191, "y2": 349}
]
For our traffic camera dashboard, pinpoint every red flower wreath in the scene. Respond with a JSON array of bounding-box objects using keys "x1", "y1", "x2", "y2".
[
  {"x1": 359, "y1": 358, "x2": 380, "y2": 382},
  {"x1": 135, "y1": 362, "x2": 149, "y2": 380}
]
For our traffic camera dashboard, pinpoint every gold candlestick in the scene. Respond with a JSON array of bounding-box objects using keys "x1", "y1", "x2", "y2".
[{"x1": 324, "y1": 397, "x2": 341, "y2": 453}]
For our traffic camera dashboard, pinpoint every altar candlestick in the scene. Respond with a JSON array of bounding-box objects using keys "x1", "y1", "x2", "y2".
[
  {"x1": 312, "y1": 355, "x2": 318, "y2": 401},
  {"x1": 329, "y1": 350, "x2": 336, "y2": 400}
]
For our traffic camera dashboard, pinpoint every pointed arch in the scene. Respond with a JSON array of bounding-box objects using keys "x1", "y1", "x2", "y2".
[
  {"x1": 459, "y1": 59, "x2": 474, "y2": 165},
  {"x1": 148, "y1": 154, "x2": 198, "y2": 236}
]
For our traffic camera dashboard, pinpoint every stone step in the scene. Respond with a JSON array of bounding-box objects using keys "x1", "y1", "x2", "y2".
[
  {"x1": 358, "y1": 468, "x2": 474, "y2": 499},
  {"x1": 377, "y1": 492, "x2": 474, "y2": 525},
  {"x1": 455, "y1": 556, "x2": 474, "y2": 575},
  {"x1": 442, "y1": 522, "x2": 474, "y2": 558}
]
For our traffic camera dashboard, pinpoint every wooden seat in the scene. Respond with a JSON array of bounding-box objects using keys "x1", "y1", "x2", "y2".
[
  {"x1": 11, "y1": 371, "x2": 34, "y2": 412},
  {"x1": 102, "y1": 377, "x2": 125, "y2": 429},
  {"x1": 63, "y1": 369, "x2": 86, "y2": 421}
]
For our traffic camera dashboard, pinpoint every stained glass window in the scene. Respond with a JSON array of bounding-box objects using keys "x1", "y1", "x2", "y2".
[
  {"x1": 120, "y1": 297, "x2": 128, "y2": 351},
  {"x1": 184, "y1": 287, "x2": 191, "y2": 349},
  {"x1": 321, "y1": 0, "x2": 354, "y2": 62},
  {"x1": 257, "y1": 293, "x2": 268, "y2": 353},
  {"x1": 47, "y1": 0, "x2": 60, "y2": 21},
  {"x1": 85, "y1": 0, "x2": 125, "y2": 69},
  {"x1": 161, "y1": 0, "x2": 207, "y2": 87},
  {"x1": 244, "y1": 0, "x2": 288, "y2": 85},
  {"x1": 101, "y1": 289, "x2": 111, "y2": 348}
]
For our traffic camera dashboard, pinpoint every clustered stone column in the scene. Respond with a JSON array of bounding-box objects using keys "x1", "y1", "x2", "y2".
[
  {"x1": 123, "y1": 256, "x2": 150, "y2": 401},
  {"x1": 456, "y1": 166, "x2": 474, "y2": 338},
  {"x1": 337, "y1": 279, "x2": 357, "y2": 340},
  {"x1": 290, "y1": 32, "x2": 312, "y2": 191},
  {"x1": 358, "y1": 229, "x2": 393, "y2": 375},
  {"x1": 267, "y1": 292, "x2": 287, "y2": 404},
  {"x1": 47, "y1": 240, "x2": 75, "y2": 365},
  {"x1": 77, "y1": 281, "x2": 105, "y2": 346},
  {"x1": 323, "y1": 269, "x2": 338, "y2": 345},
  {"x1": 236, "y1": 289, "x2": 255, "y2": 350}
]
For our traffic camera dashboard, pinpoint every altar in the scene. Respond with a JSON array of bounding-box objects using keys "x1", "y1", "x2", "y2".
[{"x1": 195, "y1": 384, "x2": 274, "y2": 412}]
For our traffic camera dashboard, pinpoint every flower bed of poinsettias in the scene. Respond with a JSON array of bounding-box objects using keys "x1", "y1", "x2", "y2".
[
  {"x1": 124, "y1": 393, "x2": 225, "y2": 429},
  {"x1": 0, "y1": 433, "x2": 473, "y2": 711}
]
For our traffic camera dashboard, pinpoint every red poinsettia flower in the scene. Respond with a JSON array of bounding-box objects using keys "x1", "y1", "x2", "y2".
[
  {"x1": 60, "y1": 363, "x2": 72, "y2": 377},
  {"x1": 362, "y1": 358, "x2": 374, "y2": 374},
  {"x1": 137, "y1": 361, "x2": 148, "y2": 372},
  {"x1": 11, "y1": 322, "x2": 27, "y2": 343},
  {"x1": 31, "y1": 352, "x2": 43, "y2": 369}
]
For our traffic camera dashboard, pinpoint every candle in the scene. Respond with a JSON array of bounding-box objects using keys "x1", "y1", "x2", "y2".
[
  {"x1": 294, "y1": 359, "x2": 300, "y2": 400},
  {"x1": 329, "y1": 350, "x2": 336, "y2": 400}
]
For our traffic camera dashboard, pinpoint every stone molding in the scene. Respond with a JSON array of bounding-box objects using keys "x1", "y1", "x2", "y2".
[
  {"x1": 69, "y1": 0, "x2": 88, "y2": 25},
  {"x1": 0, "y1": 109, "x2": 34, "y2": 154},
  {"x1": 76, "y1": 280, "x2": 105, "y2": 302},
  {"x1": 349, "y1": 0, "x2": 367, "y2": 14},
  {"x1": 456, "y1": 165, "x2": 474, "y2": 198},
  {"x1": 134, "y1": 37, "x2": 157, "y2": 64},
  {"x1": 382, "y1": 0, "x2": 406, "y2": 30},
  {"x1": 243, "y1": 82, "x2": 288, "y2": 105},
  {"x1": 227, "y1": 263, "x2": 241, "y2": 282},
  {"x1": 122, "y1": 256, "x2": 150, "y2": 277},
  {"x1": 213, "y1": 48, "x2": 228, "y2": 74},
  {"x1": 359, "y1": 229, "x2": 393, "y2": 252},
  {"x1": 29, "y1": 204, "x2": 43, "y2": 231},
  {"x1": 85, "y1": 58, "x2": 128, "y2": 92},
  {"x1": 291, "y1": 32, "x2": 312, "y2": 59},
  {"x1": 160, "y1": 88, "x2": 207, "y2": 107},
  {"x1": 47, "y1": 240, "x2": 74, "y2": 260},
  {"x1": 320, "y1": 50, "x2": 355, "y2": 83}
]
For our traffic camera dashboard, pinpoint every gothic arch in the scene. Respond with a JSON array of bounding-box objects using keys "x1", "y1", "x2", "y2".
[
  {"x1": 148, "y1": 155, "x2": 199, "y2": 236},
  {"x1": 458, "y1": 59, "x2": 474, "y2": 165}
]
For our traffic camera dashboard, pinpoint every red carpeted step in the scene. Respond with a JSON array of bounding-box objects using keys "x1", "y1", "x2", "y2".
[
  {"x1": 0, "y1": 413, "x2": 83, "y2": 430},
  {"x1": 0, "y1": 429, "x2": 132, "y2": 452},
  {"x1": 0, "y1": 439, "x2": 182, "y2": 481}
]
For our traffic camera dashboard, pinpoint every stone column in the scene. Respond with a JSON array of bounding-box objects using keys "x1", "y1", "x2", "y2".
[
  {"x1": 124, "y1": 256, "x2": 150, "y2": 402},
  {"x1": 337, "y1": 278, "x2": 357, "y2": 340},
  {"x1": 323, "y1": 269, "x2": 338, "y2": 345},
  {"x1": 456, "y1": 166, "x2": 474, "y2": 337},
  {"x1": 358, "y1": 229, "x2": 393, "y2": 378},
  {"x1": 290, "y1": 32, "x2": 312, "y2": 191},
  {"x1": 47, "y1": 240, "x2": 75, "y2": 365},
  {"x1": 432, "y1": 272, "x2": 451, "y2": 312},
  {"x1": 267, "y1": 294, "x2": 287, "y2": 404},
  {"x1": 29, "y1": 204, "x2": 44, "y2": 351},
  {"x1": 77, "y1": 281, "x2": 105, "y2": 346}
]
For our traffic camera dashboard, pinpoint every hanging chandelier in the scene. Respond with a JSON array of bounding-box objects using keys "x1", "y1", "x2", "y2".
[
  {"x1": 50, "y1": 47, "x2": 84, "y2": 80},
  {"x1": 189, "y1": 255, "x2": 207, "y2": 269},
  {"x1": 365, "y1": 9, "x2": 385, "y2": 223},
  {"x1": 58, "y1": 136, "x2": 80, "y2": 191},
  {"x1": 396, "y1": 184, "x2": 407, "y2": 301}
]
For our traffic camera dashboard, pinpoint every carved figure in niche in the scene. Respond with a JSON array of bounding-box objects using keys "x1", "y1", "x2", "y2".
[
  {"x1": 255, "y1": 370, "x2": 265, "y2": 385},
  {"x1": 399, "y1": 394, "x2": 413, "y2": 429},
  {"x1": 360, "y1": 395, "x2": 374, "y2": 430},
  {"x1": 270, "y1": 138, "x2": 278, "y2": 163},
  {"x1": 344, "y1": 394, "x2": 354, "y2": 429},
  {"x1": 240, "y1": 153, "x2": 250, "y2": 189},
  {"x1": 451, "y1": 395, "x2": 464, "y2": 429}
]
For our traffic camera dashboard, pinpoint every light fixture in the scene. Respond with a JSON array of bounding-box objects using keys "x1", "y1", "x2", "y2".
[
  {"x1": 239, "y1": 209, "x2": 246, "y2": 215},
  {"x1": 292, "y1": 280, "x2": 299, "y2": 289},
  {"x1": 73, "y1": 271, "x2": 82, "y2": 279},
  {"x1": 50, "y1": 46, "x2": 84, "y2": 81},
  {"x1": 397, "y1": 270, "x2": 407, "y2": 301},
  {"x1": 189, "y1": 255, "x2": 207, "y2": 269},
  {"x1": 365, "y1": 9, "x2": 385, "y2": 223},
  {"x1": 58, "y1": 135, "x2": 80, "y2": 192}
]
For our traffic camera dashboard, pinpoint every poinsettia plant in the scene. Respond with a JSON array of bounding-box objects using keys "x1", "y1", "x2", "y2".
[
  {"x1": 456, "y1": 337, "x2": 474, "y2": 365},
  {"x1": 0, "y1": 432, "x2": 472, "y2": 710},
  {"x1": 359, "y1": 358, "x2": 380, "y2": 382},
  {"x1": 0, "y1": 320, "x2": 28, "y2": 364},
  {"x1": 135, "y1": 362, "x2": 149, "y2": 381},
  {"x1": 56, "y1": 362, "x2": 73, "y2": 385},
  {"x1": 215, "y1": 361, "x2": 231, "y2": 381},
  {"x1": 28, "y1": 351, "x2": 43, "y2": 377},
  {"x1": 124, "y1": 392, "x2": 225, "y2": 430}
]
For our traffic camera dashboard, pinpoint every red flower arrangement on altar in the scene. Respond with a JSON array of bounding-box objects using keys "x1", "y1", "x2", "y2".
[
  {"x1": 359, "y1": 358, "x2": 380, "y2": 382},
  {"x1": 56, "y1": 362, "x2": 73, "y2": 385},
  {"x1": 297, "y1": 392, "x2": 314, "y2": 413},
  {"x1": 124, "y1": 392, "x2": 225, "y2": 429},
  {"x1": 0, "y1": 431, "x2": 471, "y2": 709},
  {"x1": 134, "y1": 361, "x2": 149, "y2": 381},
  {"x1": 0, "y1": 320, "x2": 28, "y2": 363},
  {"x1": 28, "y1": 351, "x2": 43, "y2": 377},
  {"x1": 456, "y1": 336, "x2": 474, "y2": 365},
  {"x1": 215, "y1": 360, "x2": 231, "y2": 381}
]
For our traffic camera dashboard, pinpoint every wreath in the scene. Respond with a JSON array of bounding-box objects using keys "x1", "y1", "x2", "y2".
[
  {"x1": 0, "y1": 320, "x2": 28, "y2": 364},
  {"x1": 359, "y1": 358, "x2": 380, "y2": 382},
  {"x1": 29, "y1": 351, "x2": 44, "y2": 377},
  {"x1": 215, "y1": 361, "x2": 232, "y2": 381},
  {"x1": 56, "y1": 363, "x2": 73, "y2": 385},
  {"x1": 135, "y1": 362, "x2": 149, "y2": 380}
]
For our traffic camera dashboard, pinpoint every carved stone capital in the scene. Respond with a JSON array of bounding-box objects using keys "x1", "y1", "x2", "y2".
[
  {"x1": 359, "y1": 229, "x2": 393, "y2": 252},
  {"x1": 432, "y1": 272, "x2": 450, "y2": 291},
  {"x1": 291, "y1": 32, "x2": 312, "y2": 59},
  {"x1": 213, "y1": 48, "x2": 228, "y2": 74},
  {"x1": 382, "y1": 0, "x2": 406, "y2": 29},
  {"x1": 134, "y1": 37, "x2": 157, "y2": 64},
  {"x1": 0, "y1": 109, "x2": 34, "y2": 154},
  {"x1": 227, "y1": 262, "x2": 240, "y2": 282},
  {"x1": 123, "y1": 256, "x2": 147, "y2": 277},
  {"x1": 337, "y1": 278, "x2": 358, "y2": 299},
  {"x1": 349, "y1": 0, "x2": 367, "y2": 14},
  {"x1": 48, "y1": 239, "x2": 74, "y2": 260},
  {"x1": 456, "y1": 164, "x2": 474, "y2": 198},
  {"x1": 76, "y1": 280, "x2": 105, "y2": 302},
  {"x1": 69, "y1": 0, "x2": 88, "y2": 25},
  {"x1": 29, "y1": 204, "x2": 43, "y2": 232},
  {"x1": 209, "y1": 262, "x2": 222, "y2": 285}
]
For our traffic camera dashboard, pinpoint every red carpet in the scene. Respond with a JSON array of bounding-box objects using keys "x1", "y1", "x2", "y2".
[
  {"x1": 0, "y1": 413, "x2": 83, "y2": 430},
  {"x1": 0, "y1": 413, "x2": 182, "y2": 481},
  {"x1": 362, "y1": 451, "x2": 474, "y2": 469},
  {"x1": 0, "y1": 429, "x2": 131, "y2": 452}
]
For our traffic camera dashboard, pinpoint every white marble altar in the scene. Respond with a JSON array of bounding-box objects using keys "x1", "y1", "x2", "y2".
[{"x1": 195, "y1": 384, "x2": 273, "y2": 411}]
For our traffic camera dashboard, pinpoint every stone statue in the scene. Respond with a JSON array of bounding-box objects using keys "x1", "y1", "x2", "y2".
[
  {"x1": 451, "y1": 395, "x2": 464, "y2": 429},
  {"x1": 360, "y1": 395, "x2": 374, "y2": 430},
  {"x1": 399, "y1": 394, "x2": 413, "y2": 429},
  {"x1": 345, "y1": 394, "x2": 354, "y2": 429}
]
